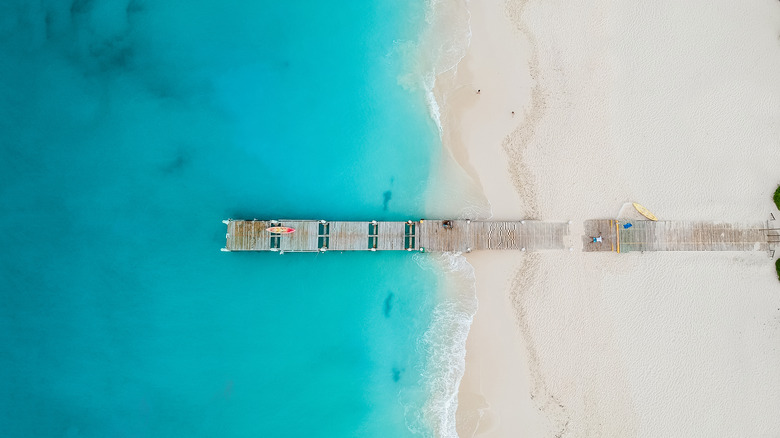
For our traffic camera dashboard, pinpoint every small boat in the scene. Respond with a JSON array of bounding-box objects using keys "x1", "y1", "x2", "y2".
[
  {"x1": 632, "y1": 203, "x2": 658, "y2": 221},
  {"x1": 266, "y1": 226, "x2": 296, "y2": 234}
]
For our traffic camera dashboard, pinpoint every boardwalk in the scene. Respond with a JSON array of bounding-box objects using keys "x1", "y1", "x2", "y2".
[
  {"x1": 225, "y1": 218, "x2": 775, "y2": 254},
  {"x1": 418, "y1": 220, "x2": 569, "y2": 252},
  {"x1": 583, "y1": 220, "x2": 773, "y2": 253},
  {"x1": 224, "y1": 219, "x2": 570, "y2": 252}
]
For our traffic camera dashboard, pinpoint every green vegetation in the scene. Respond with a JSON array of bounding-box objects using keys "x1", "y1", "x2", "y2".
[
  {"x1": 776, "y1": 259, "x2": 780, "y2": 282},
  {"x1": 775, "y1": 186, "x2": 780, "y2": 282},
  {"x1": 775, "y1": 185, "x2": 780, "y2": 210}
]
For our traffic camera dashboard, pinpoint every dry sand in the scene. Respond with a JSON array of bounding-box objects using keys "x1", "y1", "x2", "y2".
[{"x1": 434, "y1": 0, "x2": 780, "y2": 436}]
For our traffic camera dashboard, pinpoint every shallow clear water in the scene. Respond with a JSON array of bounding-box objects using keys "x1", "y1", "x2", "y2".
[{"x1": 0, "y1": 1, "x2": 463, "y2": 436}]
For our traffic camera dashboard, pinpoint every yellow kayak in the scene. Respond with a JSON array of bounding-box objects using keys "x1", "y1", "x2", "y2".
[{"x1": 633, "y1": 203, "x2": 658, "y2": 221}]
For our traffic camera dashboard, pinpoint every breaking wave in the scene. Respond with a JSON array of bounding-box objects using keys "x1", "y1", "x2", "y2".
[
  {"x1": 395, "y1": 0, "x2": 472, "y2": 135},
  {"x1": 405, "y1": 252, "x2": 478, "y2": 437}
]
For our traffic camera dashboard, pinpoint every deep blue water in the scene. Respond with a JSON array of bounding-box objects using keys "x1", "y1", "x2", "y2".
[{"x1": 0, "y1": 1, "x2": 457, "y2": 436}]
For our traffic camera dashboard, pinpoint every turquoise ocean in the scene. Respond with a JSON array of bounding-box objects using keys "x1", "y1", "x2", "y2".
[{"x1": 0, "y1": 1, "x2": 479, "y2": 437}]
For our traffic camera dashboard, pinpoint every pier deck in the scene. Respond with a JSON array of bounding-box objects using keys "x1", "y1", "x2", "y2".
[
  {"x1": 224, "y1": 219, "x2": 570, "y2": 252},
  {"x1": 226, "y1": 218, "x2": 774, "y2": 254},
  {"x1": 583, "y1": 220, "x2": 772, "y2": 253}
]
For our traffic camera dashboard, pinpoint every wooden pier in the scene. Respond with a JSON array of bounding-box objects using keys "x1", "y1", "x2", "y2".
[
  {"x1": 582, "y1": 220, "x2": 774, "y2": 253},
  {"x1": 223, "y1": 219, "x2": 570, "y2": 253},
  {"x1": 224, "y1": 218, "x2": 775, "y2": 254}
]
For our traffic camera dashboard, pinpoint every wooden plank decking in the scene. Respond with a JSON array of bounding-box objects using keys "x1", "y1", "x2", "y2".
[
  {"x1": 329, "y1": 222, "x2": 370, "y2": 251},
  {"x1": 277, "y1": 220, "x2": 319, "y2": 252},
  {"x1": 377, "y1": 222, "x2": 407, "y2": 251},
  {"x1": 583, "y1": 220, "x2": 772, "y2": 253},
  {"x1": 418, "y1": 220, "x2": 569, "y2": 251},
  {"x1": 223, "y1": 219, "x2": 570, "y2": 252},
  {"x1": 225, "y1": 219, "x2": 270, "y2": 251},
  {"x1": 225, "y1": 218, "x2": 773, "y2": 254}
]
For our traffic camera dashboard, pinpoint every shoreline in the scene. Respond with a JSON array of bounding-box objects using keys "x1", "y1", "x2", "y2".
[{"x1": 430, "y1": 0, "x2": 547, "y2": 436}]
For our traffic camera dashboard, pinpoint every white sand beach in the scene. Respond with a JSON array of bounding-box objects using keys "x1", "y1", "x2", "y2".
[{"x1": 434, "y1": 0, "x2": 780, "y2": 436}]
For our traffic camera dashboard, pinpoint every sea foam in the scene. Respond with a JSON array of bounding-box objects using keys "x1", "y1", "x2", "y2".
[
  {"x1": 402, "y1": 252, "x2": 478, "y2": 437},
  {"x1": 394, "y1": 2, "x2": 491, "y2": 435},
  {"x1": 394, "y1": 0, "x2": 472, "y2": 135}
]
